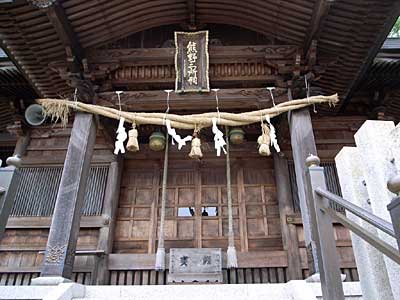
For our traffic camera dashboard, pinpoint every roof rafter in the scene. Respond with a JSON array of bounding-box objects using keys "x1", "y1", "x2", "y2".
[
  {"x1": 303, "y1": 0, "x2": 331, "y2": 56},
  {"x1": 44, "y1": 1, "x2": 84, "y2": 68},
  {"x1": 340, "y1": 2, "x2": 400, "y2": 112},
  {"x1": 29, "y1": 0, "x2": 94, "y2": 101}
]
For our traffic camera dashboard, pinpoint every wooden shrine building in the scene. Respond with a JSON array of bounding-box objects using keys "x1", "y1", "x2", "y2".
[{"x1": 0, "y1": 0, "x2": 399, "y2": 288}]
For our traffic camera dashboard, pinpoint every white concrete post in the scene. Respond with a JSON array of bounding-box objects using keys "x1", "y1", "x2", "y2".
[
  {"x1": 335, "y1": 147, "x2": 394, "y2": 300},
  {"x1": 353, "y1": 120, "x2": 400, "y2": 297}
]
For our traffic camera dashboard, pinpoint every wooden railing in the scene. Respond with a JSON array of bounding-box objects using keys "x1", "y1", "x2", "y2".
[{"x1": 305, "y1": 155, "x2": 400, "y2": 300}]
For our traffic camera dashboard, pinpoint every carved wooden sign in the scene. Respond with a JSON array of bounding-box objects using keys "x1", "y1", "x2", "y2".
[
  {"x1": 168, "y1": 248, "x2": 222, "y2": 283},
  {"x1": 174, "y1": 31, "x2": 210, "y2": 93}
]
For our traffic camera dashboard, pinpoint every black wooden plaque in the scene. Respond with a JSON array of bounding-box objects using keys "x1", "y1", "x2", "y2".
[{"x1": 174, "y1": 31, "x2": 210, "y2": 93}]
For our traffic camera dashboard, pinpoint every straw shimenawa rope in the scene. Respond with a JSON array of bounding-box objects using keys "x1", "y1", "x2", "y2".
[{"x1": 37, "y1": 94, "x2": 339, "y2": 129}]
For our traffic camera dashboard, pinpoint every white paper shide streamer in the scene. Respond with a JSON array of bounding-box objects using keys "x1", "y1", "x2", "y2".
[
  {"x1": 212, "y1": 117, "x2": 227, "y2": 156},
  {"x1": 265, "y1": 115, "x2": 280, "y2": 153},
  {"x1": 165, "y1": 119, "x2": 192, "y2": 149},
  {"x1": 114, "y1": 117, "x2": 127, "y2": 155}
]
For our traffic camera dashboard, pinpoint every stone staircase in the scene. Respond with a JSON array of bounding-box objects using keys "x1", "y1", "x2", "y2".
[{"x1": 0, "y1": 281, "x2": 363, "y2": 300}]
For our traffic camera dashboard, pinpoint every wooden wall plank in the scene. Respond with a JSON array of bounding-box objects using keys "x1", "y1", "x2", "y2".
[
  {"x1": 95, "y1": 157, "x2": 124, "y2": 285},
  {"x1": 273, "y1": 153, "x2": 302, "y2": 279}
]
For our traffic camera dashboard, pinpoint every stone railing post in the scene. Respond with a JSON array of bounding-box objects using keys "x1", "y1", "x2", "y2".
[
  {"x1": 387, "y1": 174, "x2": 400, "y2": 251},
  {"x1": 305, "y1": 154, "x2": 344, "y2": 300}
]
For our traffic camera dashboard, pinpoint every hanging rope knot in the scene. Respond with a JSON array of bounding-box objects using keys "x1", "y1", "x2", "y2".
[
  {"x1": 189, "y1": 128, "x2": 203, "y2": 160},
  {"x1": 258, "y1": 123, "x2": 271, "y2": 156},
  {"x1": 267, "y1": 86, "x2": 280, "y2": 115},
  {"x1": 116, "y1": 91, "x2": 124, "y2": 117},
  {"x1": 304, "y1": 76, "x2": 317, "y2": 113},
  {"x1": 163, "y1": 89, "x2": 173, "y2": 125},
  {"x1": 73, "y1": 88, "x2": 78, "y2": 110},
  {"x1": 126, "y1": 122, "x2": 139, "y2": 152},
  {"x1": 257, "y1": 115, "x2": 280, "y2": 156},
  {"x1": 212, "y1": 88, "x2": 221, "y2": 123}
]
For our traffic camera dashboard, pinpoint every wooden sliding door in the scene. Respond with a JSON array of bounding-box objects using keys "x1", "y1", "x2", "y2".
[{"x1": 113, "y1": 153, "x2": 282, "y2": 254}]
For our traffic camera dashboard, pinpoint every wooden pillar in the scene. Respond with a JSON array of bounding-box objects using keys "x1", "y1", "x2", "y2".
[
  {"x1": 288, "y1": 106, "x2": 319, "y2": 275},
  {"x1": 273, "y1": 152, "x2": 302, "y2": 280},
  {"x1": 33, "y1": 113, "x2": 97, "y2": 284},
  {"x1": 94, "y1": 157, "x2": 124, "y2": 285}
]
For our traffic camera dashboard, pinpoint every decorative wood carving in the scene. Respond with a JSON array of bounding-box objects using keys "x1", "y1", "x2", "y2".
[
  {"x1": 83, "y1": 45, "x2": 320, "y2": 91},
  {"x1": 96, "y1": 88, "x2": 288, "y2": 111},
  {"x1": 45, "y1": 245, "x2": 67, "y2": 264},
  {"x1": 28, "y1": 0, "x2": 56, "y2": 8}
]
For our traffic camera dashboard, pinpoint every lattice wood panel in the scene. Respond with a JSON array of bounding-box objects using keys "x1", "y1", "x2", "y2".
[
  {"x1": 11, "y1": 166, "x2": 109, "y2": 217},
  {"x1": 114, "y1": 155, "x2": 282, "y2": 254},
  {"x1": 108, "y1": 267, "x2": 288, "y2": 285}
]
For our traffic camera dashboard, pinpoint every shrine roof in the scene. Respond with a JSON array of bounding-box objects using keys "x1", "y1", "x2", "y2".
[{"x1": 0, "y1": 1, "x2": 398, "y2": 113}]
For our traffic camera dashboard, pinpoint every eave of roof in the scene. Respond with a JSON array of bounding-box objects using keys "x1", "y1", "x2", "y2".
[{"x1": 0, "y1": 0, "x2": 399, "y2": 112}]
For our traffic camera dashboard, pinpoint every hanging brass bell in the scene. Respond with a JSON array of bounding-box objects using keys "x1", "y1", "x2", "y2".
[
  {"x1": 149, "y1": 132, "x2": 166, "y2": 151},
  {"x1": 229, "y1": 128, "x2": 245, "y2": 145}
]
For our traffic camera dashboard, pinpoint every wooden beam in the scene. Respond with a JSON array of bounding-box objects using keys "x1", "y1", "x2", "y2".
[
  {"x1": 5, "y1": 216, "x2": 107, "y2": 229},
  {"x1": 108, "y1": 251, "x2": 289, "y2": 270},
  {"x1": 95, "y1": 157, "x2": 124, "y2": 285},
  {"x1": 287, "y1": 90, "x2": 319, "y2": 275},
  {"x1": 34, "y1": 112, "x2": 97, "y2": 282},
  {"x1": 87, "y1": 45, "x2": 299, "y2": 63},
  {"x1": 45, "y1": 1, "x2": 84, "y2": 64},
  {"x1": 0, "y1": 40, "x2": 42, "y2": 97},
  {"x1": 97, "y1": 88, "x2": 288, "y2": 111},
  {"x1": 341, "y1": 2, "x2": 400, "y2": 111},
  {"x1": 44, "y1": 1, "x2": 94, "y2": 102},
  {"x1": 273, "y1": 153, "x2": 302, "y2": 280},
  {"x1": 303, "y1": 0, "x2": 331, "y2": 56}
]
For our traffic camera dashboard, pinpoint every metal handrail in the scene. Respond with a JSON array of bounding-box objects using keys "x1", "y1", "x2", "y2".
[
  {"x1": 323, "y1": 205, "x2": 400, "y2": 265},
  {"x1": 315, "y1": 187, "x2": 395, "y2": 238}
]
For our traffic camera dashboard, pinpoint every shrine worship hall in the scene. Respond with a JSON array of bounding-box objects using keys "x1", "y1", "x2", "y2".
[{"x1": 0, "y1": 1, "x2": 400, "y2": 300}]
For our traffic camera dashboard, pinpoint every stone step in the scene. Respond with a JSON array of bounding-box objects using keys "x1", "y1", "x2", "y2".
[
  {"x1": 74, "y1": 282, "x2": 362, "y2": 300},
  {"x1": 0, "y1": 281, "x2": 363, "y2": 300}
]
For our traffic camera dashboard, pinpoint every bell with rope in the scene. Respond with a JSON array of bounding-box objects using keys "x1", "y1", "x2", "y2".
[
  {"x1": 229, "y1": 127, "x2": 245, "y2": 145},
  {"x1": 149, "y1": 132, "x2": 166, "y2": 151}
]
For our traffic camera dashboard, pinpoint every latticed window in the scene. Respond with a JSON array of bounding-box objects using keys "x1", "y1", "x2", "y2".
[
  {"x1": 288, "y1": 161, "x2": 343, "y2": 212},
  {"x1": 11, "y1": 166, "x2": 109, "y2": 217}
]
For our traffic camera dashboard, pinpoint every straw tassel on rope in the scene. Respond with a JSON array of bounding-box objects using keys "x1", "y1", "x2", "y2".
[
  {"x1": 225, "y1": 126, "x2": 238, "y2": 268},
  {"x1": 188, "y1": 126, "x2": 203, "y2": 159},
  {"x1": 126, "y1": 123, "x2": 139, "y2": 152},
  {"x1": 155, "y1": 134, "x2": 169, "y2": 271},
  {"x1": 258, "y1": 123, "x2": 271, "y2": 156}
]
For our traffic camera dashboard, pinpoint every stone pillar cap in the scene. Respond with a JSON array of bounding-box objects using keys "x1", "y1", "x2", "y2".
[
  {"x1": 6, "y1": 155, "x2": 22, "y2": 168},
  {"x1": 387, "y1": 174, "x2": 400, "y2": 195},
  {"x1": 306, "y1": 154, "x2": 320, "y2": 167}
]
